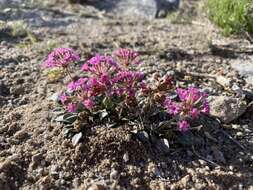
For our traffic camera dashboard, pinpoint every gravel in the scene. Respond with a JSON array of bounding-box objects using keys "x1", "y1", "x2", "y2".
[{"x1": 0, "y1": 0, "x2": 253, "y2": 189}]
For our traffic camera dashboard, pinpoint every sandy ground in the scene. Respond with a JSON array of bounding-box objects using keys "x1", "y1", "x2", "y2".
[{"x1": 0, "y1": 0, "x2": 253, "y2": 189}]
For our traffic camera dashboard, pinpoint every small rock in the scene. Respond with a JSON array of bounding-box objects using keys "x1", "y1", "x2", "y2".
[
  {"x1": 39, "y1": 175, "x2": 51, "y2": 189},
  {"x1": 236, "y1": 132, "x2": 243, "y2": 136},
  {"x1": 50, "y1": 165, "x2": 58, "y2": 176},
  {"x1": 14, "y1": 129, "x2": 28, "y2": 140},
  {"x1": 10, "y1": 85, "x2": 24, "y2": 96},
  {"x1": 216, "y1": 76, "x2": 232, "y2": 87},
  {"x1": 238, "y1": 183, "x2": 244, "y2": 190},
  {"x1": 72, "y1": 132, "x2": 82, "y2": 146},
  {"x1": 123, "y1": 152, "x2": 129, "y2": 162},
  {"x1": 155, "y1": 138, "x2": 170, "y2": 154},
  {"x1": 88, "y1": 184, "x2": 106, "y2": 190},
  {"x1": 159, "y1": 182, "x2": 166, "y2": 190},
  {"x1": 7, "y1": 138, "x2": 19, "y2": 145},
  {"x1": 73, "y1": 178, "x2": 80, "y2": 189},
  {"x1": 231, "y1": 124, "x2": 240, "y2": 129},
  {"x1": 37, "y1": 85, "x2": 46, "y2": 95},
  {"x1": 31, "y1": 153, "x2": 43, "y2": 168},
  {"x1": 0, "y1": 125, "x2": 9, "y2": 133},
  {"x1": 126, "y1": 133, "x2": 132, "y2": 141},
  {"x1": 229, "y1": 165, "x2": 234, "y2": 171},
  {"x1": 136, "y1": 131, "x2": 149, "y2": 143},
  {"x1": 111, "y1": 180, "x2": 118, "y2": 189},
  {"x1": 110, "y1": 169, "x2": 118, "y2": 180},
  {"x1": 198, "y1": 159, "x2": 206, "y2": 166},
  {"x1": 0, "y1": 40, "x2": 8, "y2": 46},
  {"x1": 147, "y1": 162, "x2": 158, "y2": 176},
  {"x1": 15, "y1": 78, "x2": 24, "y2": 85},
  {"x1": 0, "y1": 82, "x2": 10, "y2": 96},
  {"x1": 179, "y1": 175, "x2": 191, "y2": 187},
  {"x1": 0, "y1": 160, "x2": 13, "y2": 172},
  {"x1": 209, "y1": 96, "x2": 247, "y2": 123}
]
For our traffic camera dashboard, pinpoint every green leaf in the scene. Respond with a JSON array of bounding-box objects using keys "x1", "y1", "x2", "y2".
[
  {"x1": 63, "y1": 128, "x2": 76, "y2": 138},
  {"x1": 63, "y1": 113, "x2": 78, "y2": 124},
  {"x1": 54, "y1": 115, "x2": 64, "y2": 122},
  {"x1": 102, "y1": 97, "x2": 112, "y2": 109},
  {"x1": 158, "y1": 120, "x2": 173, "y2": 129},
  {"x1": 106, "y1": 123, "x2": 118, "y2": 128},
  {"x1": 99, "y1": 109, "x2": 109, "y2": 120},
  {"x1": 54, "y1": 113, "x2": 77, "y2": 124},
  {"x1": 156, "y1": 138, "x2": 170, "y2": 154},
  {"x1": 72, "y1": 132, "x2": 83, "y2": 146},
  {"x1": 53, "y1": 107, "x2": 63, "y2": 112},
  {"x1": 178, "y1": 131, "x2": 194, "y2": 146}
]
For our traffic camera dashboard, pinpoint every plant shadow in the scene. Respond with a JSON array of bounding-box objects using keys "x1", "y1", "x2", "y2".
[{"x1": 75, "y1": 112, "x2": 253, "y2": 189}]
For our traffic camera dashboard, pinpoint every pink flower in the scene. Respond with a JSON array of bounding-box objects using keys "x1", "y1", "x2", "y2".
[
  {"x1": 140, "y1": 82, "x2": 147, "y2": 89},
  {"x1": 127, "y1": 88, "x2": 136, "y2": 97},
  {"x1": 76, "y1": 78, "x2": 89, "y2": 91},
  {"x1": 175, "y1": 87, "x2": 209, "y2": 116},
  {"x1": 112, "y1": 71, "x2": 144, "y2": 97},
  {"x1": 59, "y1": 93, "x2": 68, "y2": 104},
  {"x1": 187, "y1": 87, "x2": 201, "y2": 102},
  {"x1": 176, "y1": 88, "x2": 188, "y2": 101},
  {"x1": 114, "y1": 49, "x2": 141, "y2": 67},
  {"x1": 113, "y1": 71, "x2": 144, "y2": 83},
  {"x1": 86, "y1": 77, "x2": 99, "y2": 88},
  {"x1": 163, "y1": 98, "x2": 181, "y2": 116},
  {"x1": 42, "y1": 48, "x2": 80, "y2": 68},
  {"x1": 67, "y1": 103, "x2": 77, "y2": 113},
  {"x1": 81, "y1": 63, "x2": 89, "y2": 71},
  {"x1": 81, "y1": 54, "x2": 118, "y2": 76},
  {"x1": 67, "y1": 78, "x2": 89, "y2": 92},
  {"x1": 177, "y1": 87, "x2": 206, "y2": 103},
  {"x1": 164, "y1": 87, "x2": 209, "y2": 131},
  {"x1": 178, "y1": 120, "x2": 190, "y2": 132},
  {"x1": 67, "y1": 81, "x2": 77, "y2": 92},
  {"x1": 190, "y1": 108, "x2": 200, "y2": 119},
  {"x1": 99, "y1": 74, "x2": 111, "y2": 85},
  {"x1": 86, "y1": 77, "x2": 107, "y2": 96},
  {"x1": 114, "y1": 88, "x2": 124, "y2": 96},
  {"x1": 202, "y1": 100, "x2": 210, "y2": 114},
  {"x1": 83, "y1": 99, "x2": 94, "y2": 110}
]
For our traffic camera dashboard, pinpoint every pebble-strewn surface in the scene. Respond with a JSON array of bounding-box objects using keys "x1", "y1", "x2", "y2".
[{"x1": 0, "y1": 0, "x2": 253, "y2": 189}]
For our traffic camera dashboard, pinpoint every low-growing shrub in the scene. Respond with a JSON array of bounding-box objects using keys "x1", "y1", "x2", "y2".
[
  {"x1": 43, "y1": 48, "x2": 210, "y2": 144},
  {"x1": 0, "y1": 21, "x2": 37, "y2": 45},
  {"x1": 206, "y1": 0, "x2": 253, "y2": 36}
]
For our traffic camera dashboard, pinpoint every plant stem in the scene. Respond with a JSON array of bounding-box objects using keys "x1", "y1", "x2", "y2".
[{"x1": 65, "y1": 67, "x2": 75, "y2": 82}]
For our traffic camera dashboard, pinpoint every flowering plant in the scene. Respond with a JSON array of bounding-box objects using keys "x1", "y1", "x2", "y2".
[
  {"x1": 43, "y1": 47, "x2": 210, "y2": 143},
  {"x1": 163, "y1": 87, "x2": 209, "y2": 132}
]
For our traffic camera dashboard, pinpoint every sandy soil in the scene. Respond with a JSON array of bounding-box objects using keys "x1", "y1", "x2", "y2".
[{"x1": 0, "y1": 0, "x2": 253, "y2": 189}]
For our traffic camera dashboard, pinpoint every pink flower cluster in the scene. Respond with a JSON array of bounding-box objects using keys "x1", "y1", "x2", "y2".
[
  {"x1": 42, "y1": 47, "x2": 80, "y2": 68},
  {"x1": 114, "y1": 49, "x2": 141, "y2": 67},
  {"x1": 43, "y1": 48, "x2": 211, "y2": 134},
  {"x1": 163, "y1": 87, "x2": 210, "y2": 132},
  {"x1": 81, "y1": 54, "x2": 118, "y2": 76},
  {"x1": 47, "y1": 48, "x2": 145, "y2": 112}
]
